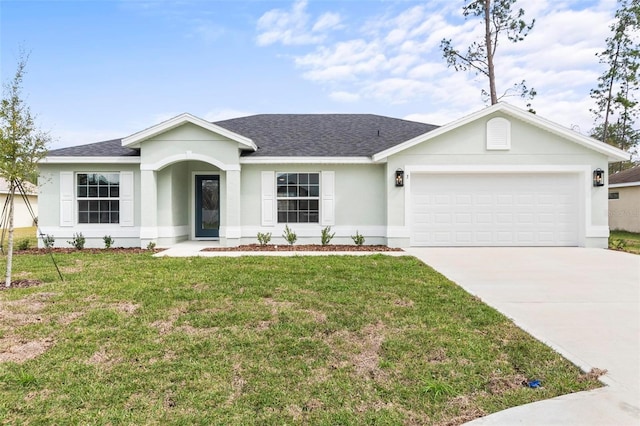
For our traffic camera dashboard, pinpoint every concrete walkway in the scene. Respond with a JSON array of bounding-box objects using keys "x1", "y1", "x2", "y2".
[{"x1": 406, "y1": 247, "x2": 640, "y2": 426}]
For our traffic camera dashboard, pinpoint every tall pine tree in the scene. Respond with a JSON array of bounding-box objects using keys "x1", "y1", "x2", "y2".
[
  {"x1": 590, "y1": 0, "x2": 639, "y2": 172},
  {"x1": 440, "y1": 0, "x2": 536, "y2": 106}
]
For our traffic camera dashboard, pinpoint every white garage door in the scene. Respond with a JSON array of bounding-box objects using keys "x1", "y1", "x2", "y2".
[{"x1": 410, "y1": 173, "x2": 580, "y2": 246}]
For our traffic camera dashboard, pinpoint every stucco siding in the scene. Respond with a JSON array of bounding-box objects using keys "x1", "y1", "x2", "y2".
[
  {"x1": 140, "y1": 123, "x2": 241, "y2": 168},
  {"x1": 385, "y1": 113, "x2": 612, "y2": 247},
  {"x1": 239, "y1": 164, "x2": 386, "y2": 244},
  {"x1": 609, "y1": 186, "x2": 640, "y2": 233},
  {"x1": 37, "y1": 163, "x2": 141, "y2": 247}
]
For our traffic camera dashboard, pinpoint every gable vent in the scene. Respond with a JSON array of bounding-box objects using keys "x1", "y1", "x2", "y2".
[{"x1": 486, "y1": 117, "x2": 511, "y2": 150}]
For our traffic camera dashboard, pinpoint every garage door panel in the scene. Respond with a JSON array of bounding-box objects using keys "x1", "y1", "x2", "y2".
[{"x1": 410, "y1": 173, "x2": 579, "y2": 247}]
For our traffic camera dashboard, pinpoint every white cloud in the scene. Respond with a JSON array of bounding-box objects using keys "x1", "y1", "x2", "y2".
[
  {"x1": 256, "y1": 0, "x2": 341, "y2": 46},
  {"x1": 329, "y1": 91, "x2": 360, "y2": 102}
]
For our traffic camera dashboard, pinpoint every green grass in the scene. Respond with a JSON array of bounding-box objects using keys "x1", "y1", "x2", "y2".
[
  {"x1": 1, "y1": 226, "x2": 38, "y2": 251},
  {"x1": 0, "y1": 253, "x2": 601, "y2": 424},
  {"x1": 609, "y1": 230, "x2": 640, "y2": 254}
]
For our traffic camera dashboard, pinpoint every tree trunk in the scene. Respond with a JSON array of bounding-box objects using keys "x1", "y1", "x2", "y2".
[
  {"x1": 484, "y1": 0, "x2": 498, "y2": 104},
  {"x1": 603, "y1": 40, "x2": 621, "y2": 144},
  {"x1": 4, "y1": 181, "x2": 15, "y2": 288}
]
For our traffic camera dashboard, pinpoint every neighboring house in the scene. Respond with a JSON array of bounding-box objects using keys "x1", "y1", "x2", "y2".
[
  {"x1": 0, "y1": 178, "x2": 38, "y2": 228},
  {"x1": 37, "y1": 103, "x2": 630, "y2": 249},
  {"x1": 608, "y1": 165, "x2": 640, "y2": 233}
]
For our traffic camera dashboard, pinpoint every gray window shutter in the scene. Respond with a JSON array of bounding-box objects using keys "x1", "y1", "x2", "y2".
[
  {"x1": 60, "y1": 171, "x2": 74, "y2": 227},
  {"x1": 321, "y1": 171, "x2": 335, "y2": 226},
  {"x1": 261, "y1": 171, "x2": 275, "y2": 226},
  {"x1": 120, "y1": 171, "x2": 134, "y2": 226}
]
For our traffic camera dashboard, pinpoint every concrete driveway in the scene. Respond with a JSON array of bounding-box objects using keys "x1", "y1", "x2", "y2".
[{"x1": 406, "y1": 247, "x2": 640, "y2": 426}]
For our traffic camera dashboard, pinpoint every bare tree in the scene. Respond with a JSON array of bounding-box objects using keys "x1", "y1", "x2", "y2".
[
  {"x1": 441, "y1": 0, "x2": 536, "y2": 106},
  {"x1": 0, "y1": 52, "x2": 50, "y2": 287}
]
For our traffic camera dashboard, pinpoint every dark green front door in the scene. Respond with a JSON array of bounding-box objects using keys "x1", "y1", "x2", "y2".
[{"x1": 195, "y1": 175, "x2": 219, "y2": 238}]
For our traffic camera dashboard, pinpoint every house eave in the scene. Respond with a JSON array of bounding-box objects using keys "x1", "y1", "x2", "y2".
[
  {"x1": 240, "y1": 156, "x2": 377, "y2": 164},
  {"x1": 372, "y1": 103, "x2": 631, "y2": 163},
  {"x1": 609, "y1": 181, "x2": 640, "y2": 189},
  {"x1": 40, "y1": 156, "x2": 141, "y2": 164},
  {"x1": 121, "y1": 113, "x2": 257, "y2": 151}
]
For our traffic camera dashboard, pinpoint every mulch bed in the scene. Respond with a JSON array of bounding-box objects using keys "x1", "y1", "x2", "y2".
[{"x1": 201, "y1": 244, "x2": 403, "y2": 252}]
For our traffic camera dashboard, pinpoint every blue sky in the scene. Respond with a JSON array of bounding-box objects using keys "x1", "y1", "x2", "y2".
[{"x1": 1, "y1": 0, "x2": 617, "y2": 149}]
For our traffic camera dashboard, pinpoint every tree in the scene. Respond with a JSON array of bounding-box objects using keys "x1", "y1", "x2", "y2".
[
  {"x1": 590, "y1": 0, "x2": 639, "y2": 170},
  {"x1": 440, "y1": 0, "x2": 536, "y2": 106},
  {"x1": 591, "y1": 122, "x2": 639, "y2": 173},
  {"x1": 0, "y1": 53, "x2": 50, "y2": 287}
]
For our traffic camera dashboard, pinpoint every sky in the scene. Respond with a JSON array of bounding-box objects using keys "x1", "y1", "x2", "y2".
[{"x1": 0, "y1": 0, "x2": 619, "y2": 149}]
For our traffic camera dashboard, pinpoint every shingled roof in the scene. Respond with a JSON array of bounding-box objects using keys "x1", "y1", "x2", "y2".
[
  {"x1": 609, "y1": 165, "x2": 640, "y2": 185},
  {"x1": 46, "y1": 114, "x2": 438, "y2": 158}
]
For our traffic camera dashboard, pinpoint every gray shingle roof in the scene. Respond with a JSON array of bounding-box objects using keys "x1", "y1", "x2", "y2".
[
  {"x1": 47, "y1": 138, "x2": 139, "y2": 157},
  {"x1": 46, "y1": 114, "x2": 438, "y2": 158},
  {"x1": 609, "y1": 165, "x2": 640, "y2": 185},
  {"x1": 215, "y1": 114, "x2": 438, "y2": 157}
]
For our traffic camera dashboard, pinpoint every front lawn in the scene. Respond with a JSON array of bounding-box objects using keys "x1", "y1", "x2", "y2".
[
  {"x1": 0, "y1": 253, "x2": 601, "y2": 424},
  {"x1": 609, "y1": 230, "x2": 640, "y2": 254}
]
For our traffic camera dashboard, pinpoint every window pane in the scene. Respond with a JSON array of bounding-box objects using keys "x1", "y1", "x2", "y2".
[
  {"x1": 308, "y1": 213, "x2": 319, "y2": 223},
  {"x1": 111, "y1": 200, "x2": 119, "y2": 211},
  {"x1": 98, "y1": 187, "x2": 108, "y2": 197},
  {"x1": 288, "y1": 212, "x2": 298, "y2": 222},
  {"x1": 275, "y1": 172, "x2": 320, "y2": 223},
  {"x1": 100, "y1": 212, "x2": 110, "y2": 223},
  {"x1": 78, "y1": 187, "x2": 87, "y2": 197},
  {"x1": 78, "y1": 200, "x2": 88, "y2": 211},
  {"x1": 299, "y1": 173, "x2": 308, "y2": 184},
  {"x1": 110, "y1": 187, "x2": 119, "y2": 197},
  {"x1": 88, "y1": 187, "x2": 98, "y2": 197},
  {"x1": 89, "y1": 200, "x2": 99, "y2": 210},
  {"x1": 111, "y1": 212, "x2": 119, "y2": 223},
  {"x1": 309, "y1": 186, "x2": 319, "y2": 197},
  {"x1": 278, "y1": 212, "x2": 288, "y2": 222},
  {"x1": 79, "y1": 212, "x2": 88, "y2": 223},
  {"x1": 309, "y1": 173, "x2": 319, "y2": 184},
  {"x1": 88, "y1": 174, "x2": 98, "y2": 185},
  {"x1": 100, "y1": 200, "x2": 110, "y2": 211},
  {"x1": 287, "y1": 174, "x2": 298, "y2": 184},
  {"x1": 89, "y1": 212, "x2": 99, "y2": 223},
  {"x1": 78, "y1": 174, "x2": 87, "y2": 185}
]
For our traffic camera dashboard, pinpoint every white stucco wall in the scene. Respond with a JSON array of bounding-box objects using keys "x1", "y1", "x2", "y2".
[
  {"x1": 37, "y1": 163, "x2": 141, "y2": 248},
  {"x1": 385, "y1": 112, "x2": 612, "y2": 248}
]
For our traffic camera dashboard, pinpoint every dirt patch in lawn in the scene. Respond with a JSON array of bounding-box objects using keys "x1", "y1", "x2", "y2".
[{"x1": 0, "y1": 279, "x2": 45, "y2": 290}]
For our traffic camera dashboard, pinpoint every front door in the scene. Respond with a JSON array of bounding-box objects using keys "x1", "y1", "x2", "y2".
[{"x1": 195, "y1": 175, "x2": 220, "y2": 238}]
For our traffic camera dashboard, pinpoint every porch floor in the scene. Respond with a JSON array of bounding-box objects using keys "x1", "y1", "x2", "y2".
[{"x1": 153, "y1": 241, "x2": 406, "y2": 258}]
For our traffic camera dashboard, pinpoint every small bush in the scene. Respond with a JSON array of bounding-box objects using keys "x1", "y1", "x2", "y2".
[
  {"x1": 103, "y1": 235, "x2": 114, "y2": 249},
  {"x1": 282, "y1": 225, "x2": 297, "y2": 245},
  {"x1": 146, "y1": 241, "x2": 156, "y2": 250},
  {"x1": 17, "y1": 239, "x2": 30, "y2": 250},
  {"x1": 351, "y1": 231, "x2": 365, "y2": 246},
  {"x1": 42, "y1": 234, "x2": 55, "y2": 249},
  {"x1": 257, "y1": 232, "x2": 272, "y2": 246},
  {"x1": 67, "y1": 233, "x2": 85, "y2": 250},
  {"x1": 320, "y1": 226, "x2": 335, "y2": 246}
]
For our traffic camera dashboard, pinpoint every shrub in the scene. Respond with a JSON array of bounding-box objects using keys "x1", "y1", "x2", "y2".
[
  {"x1": 351, "y1": 231, "x2": 365, "y2": 246},
  {"x1": 609, "y1": 237, "x2": 627, "y2": 250},
  {"x1": 103, "y1": 235, "x2": 114, "y2": 249},
  {"x1": 67, "y1": 233, "x2": 85, "y2": 250},
  {"x1": 146, "y1": 241, "x2": 156, "y2": 250},
  {"x1": 257, "y1": 232, "x2": 272, "y2": 246},
  {"x1": 42, "y1": 234, "x2": 55, "y2": 249},
  {"x1": 320, "y1": 226, "x2": 335, "y2": 246},
  {"x1": 17, "y1": 239, "x2": 30, "y2": 250},
  {"x1": 282, "y1": 225, "x2": 297, "y2": 245}
]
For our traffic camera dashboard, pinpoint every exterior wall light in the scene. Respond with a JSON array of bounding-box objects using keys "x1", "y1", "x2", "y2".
[
  {"x1": 395, "y1": 169, "x2": 404, "y2": 187},
  {"x1": 593, "y1": 168, "x2": 605, "y2": 187}
]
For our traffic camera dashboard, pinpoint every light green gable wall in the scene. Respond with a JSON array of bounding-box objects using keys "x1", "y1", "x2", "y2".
[
  {"x1": 240, "y1": 163, "x2": 386, "y2": 228},
  {"x1": 140, "y1": 123, "x2": 241, "y2": 167},
  {"x1": 385, "y1": 112, "x2": 610, "y2": 232}
]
